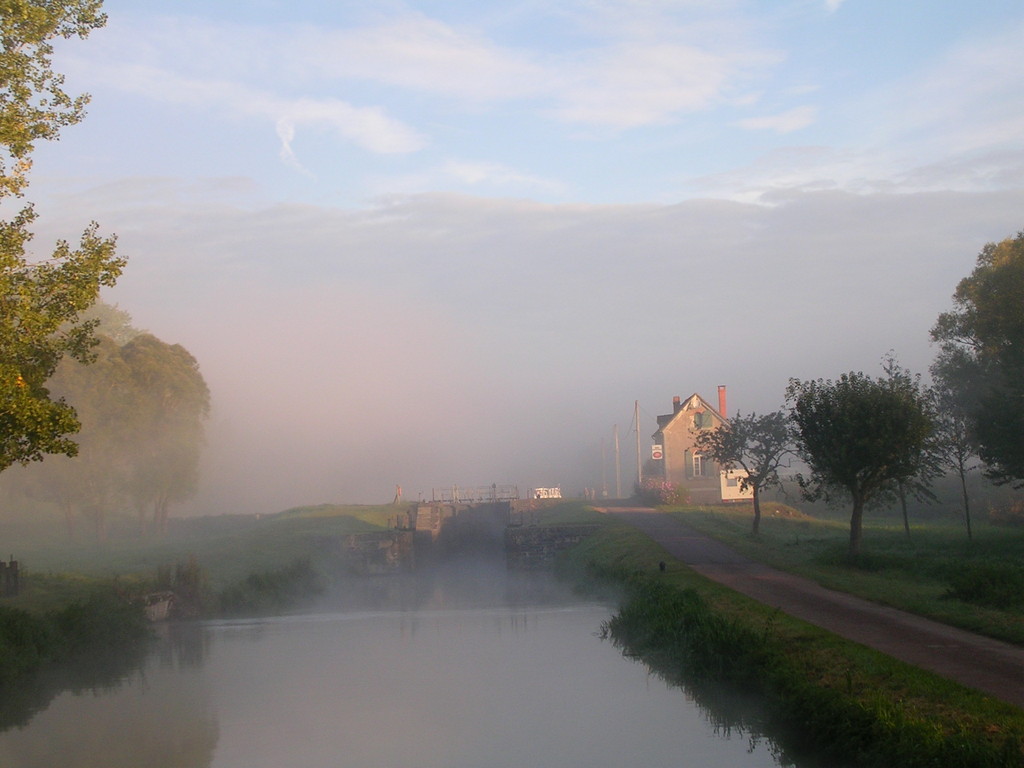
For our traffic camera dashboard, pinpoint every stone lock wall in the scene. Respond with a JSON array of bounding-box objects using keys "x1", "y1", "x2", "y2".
[{"x1": 504, "y1": 525, "x2": 599, "y2": 570}]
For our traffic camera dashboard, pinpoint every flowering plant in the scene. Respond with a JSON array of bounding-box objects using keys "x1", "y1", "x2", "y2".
[{"x1": 637, "y1": 478, "x2": 689, "y2": 506}]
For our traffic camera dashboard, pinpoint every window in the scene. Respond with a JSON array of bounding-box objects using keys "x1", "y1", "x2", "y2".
[{"x1": 692, "y1": 453, "x2": 704, "y2": 477}]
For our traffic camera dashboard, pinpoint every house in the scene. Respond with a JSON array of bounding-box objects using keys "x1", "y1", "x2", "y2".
[{"x1": 651, "y1": 386, "x2": 752, "y2": 504}]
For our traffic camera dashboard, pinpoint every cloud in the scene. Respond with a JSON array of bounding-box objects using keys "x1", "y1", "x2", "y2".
[
  {"x1": 74, "y1": 59, "x2": 426, "y2": 157},
  {"x1": 73, "y1": 5, "x2": 781, "y2": 141},
  {"x1": 283, "y1": 14, "x2": 544, "y2": 102},
  {"x1": 735, "y1": 105, "x2": 817, "y2": 133},
  {"x1": 857, "y1": 21, "x2": 1024, "y2": 160},
  {"x1": 552, "y1": 43, "x2": 733, "y2": 127},
  {"x1": 441, "y1": 160, "x2": 560, "y2": 191}
]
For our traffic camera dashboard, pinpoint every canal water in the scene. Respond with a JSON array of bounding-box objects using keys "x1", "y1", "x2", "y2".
[{"x1": 0, "y1": 571, "x2": 810, "y2": 768}]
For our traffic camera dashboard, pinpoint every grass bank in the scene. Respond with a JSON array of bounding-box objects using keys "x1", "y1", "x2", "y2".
[
  {"x1": 563, "y1": 520, "x2": 1024, "y2": 768},
  {"x1": 0, "y1": 587, "x2": 149, "y2": 682},
  {"x1": 663, "y1": 503, "x2": 1024, "y2": 645},
  {"x1": 0, "y1": 504, "x2": 402, "y2": 678}
]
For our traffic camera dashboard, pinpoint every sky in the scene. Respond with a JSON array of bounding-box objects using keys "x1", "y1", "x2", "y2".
[{"x1": 21, "y1": 0, "x2": 1024, "y2": 513}]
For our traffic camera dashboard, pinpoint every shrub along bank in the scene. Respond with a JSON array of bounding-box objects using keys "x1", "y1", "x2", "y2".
[
  {"x1": 563, "y1": 523, "x2": 1024, "y2": 768},
  {"x1": 0, "y1": 588, "x2": 149, "y2": 682}
]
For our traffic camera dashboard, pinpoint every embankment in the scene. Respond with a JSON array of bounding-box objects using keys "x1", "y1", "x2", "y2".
[{"x1": 563, "y1": 523, "x2": 1024, "y2": 768}]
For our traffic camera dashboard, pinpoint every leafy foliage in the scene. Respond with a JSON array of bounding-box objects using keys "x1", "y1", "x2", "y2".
[
  {"x1": 8, "y1": 323, "x2": 210, "y2": 538},
  {"x1": 637, "y1": 477, "x2": 688, "y2": 506},
  {"x1": 927, "y1": 375, "x2": 980, "y2": 538},
  {"x1": 940, "y1": 562, "x2": 1024, "y2": 611},
  {"x1": 787, "y1": 365, "x2": 932, "y2": 556},
  {"x1": 0, "y1": 1, "x2": 124, "y2": 471},
  {"x1": 0, "y1": 1, "x2": 107, "y2": 196},
  {"x1": 694, "y1": 410, "x2": 793, "y2": 535},
  {"x1": 932, "y1": 231, "x2": 1024, "y2": 486}
]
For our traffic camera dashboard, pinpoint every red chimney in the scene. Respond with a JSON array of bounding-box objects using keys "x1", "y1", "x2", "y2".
[
  {"x1": 672, "y1": 395, "x2": 681, "y2": 413},
  {"x1": 717, "y1": 385, "x2": 727, "y2": 416}
]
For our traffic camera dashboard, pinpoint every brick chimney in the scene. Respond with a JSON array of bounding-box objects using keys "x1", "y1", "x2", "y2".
[
  {"x1": 717, "y1": 385, "x2": 727, "y2": 416},
  {"x1": 672, "y1": 395, "x2": 681, "y2": 413}
]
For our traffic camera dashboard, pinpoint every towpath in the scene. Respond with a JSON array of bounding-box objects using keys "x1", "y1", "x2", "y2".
[{"x1": 598, "y1": 506, "x2": 1024, "y2": 709}]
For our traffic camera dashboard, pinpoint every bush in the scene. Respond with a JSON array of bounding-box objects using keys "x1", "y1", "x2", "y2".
[
  {"x1": 637, "y1": 478, "x2": 689, "y2": 506},
  {"x1": 942, "y1": 562, "x2": 1024, "y2": 610},
  {"x1": 0, "y1": 592, "x2": 149, "y2": 682},
  {"x1": 987, "y1": 498, "x2": 1024, "y2": 527},
  {"x1": 218, "y1": 559, "x2": 322, "y2": 616},
  {"x1": 0, "y1": 606, "x2": 54, "y2": 679},
  {"x1": 49, "y1": 592, "x2": 150, "y2": 653}
]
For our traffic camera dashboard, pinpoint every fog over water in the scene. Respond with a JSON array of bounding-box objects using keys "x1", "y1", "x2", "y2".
[
  {"x1": 0, "y1": 602, "x2": 806, "y2": 768},
  {"x1": 23, "y1": 0, "x2": 1024, "y2": 514}
]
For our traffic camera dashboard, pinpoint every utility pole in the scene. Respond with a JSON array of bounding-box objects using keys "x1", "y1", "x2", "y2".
[
  {"x1": 635, "y1": 400, "x2": 642, "y2": 489},
  {"x1": 601, "y1": 437, "x2": 607, "y2": 498},
  {"x1": 613, "y1": 424, "x2": 621, "y2": 498}
]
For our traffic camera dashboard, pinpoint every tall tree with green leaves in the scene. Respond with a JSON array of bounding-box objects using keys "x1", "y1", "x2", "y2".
[
  {"x1": 120, "y1": 334, "x2": 209, "y2": 535},
  {"x1": 876, "y1": 355, "x2": 939, "y2": 538},
  {"x1": 0, "y1": 1, "x2": 124, "y2": 471},
  {"x1": 11, "y1": 325, "x2": 209, "y2": 538},
  {"x1": 931, "y1": 231, "x2": 1024, "y2": 486},
  {"x1": 694, "y1": 410, "x2": 793, "y2": 535},
  {"x1": 36, "y1": 335, "x2": 133, "y2": 538},
  {"x1": 787, "y1": 366, "x2": 932, "y2": 557},
  {"x1": 927, "y1": 376, "x2": 979, "y2": 539}
]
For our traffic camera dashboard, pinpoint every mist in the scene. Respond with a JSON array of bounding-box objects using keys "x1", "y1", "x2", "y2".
[{"x1": 29, "y1": 183, "x2": 1024, "y2": 514}]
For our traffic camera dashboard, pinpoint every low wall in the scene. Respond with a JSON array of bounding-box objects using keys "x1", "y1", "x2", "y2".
[
  {"x1": 343, "y1": 531, "x2": 416, "y2": 574},
  {"x1": 505, "y1": 525, "x2": 599, "y2": 570}
]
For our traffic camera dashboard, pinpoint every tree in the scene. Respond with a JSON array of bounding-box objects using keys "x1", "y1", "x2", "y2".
[
  {"x1": 10, "y1": 327, "x2": 210, "y2": 538},
  {"x1": 120, "y1": 334, "x2": 209, "y2": 535},
  {"x1": 694, "y1": 410, "x2": 792, "y2": 535},
  {"x1": 26, "y1": 335, "x2": 133, "y2": 538},
  {"x1": 786, "y1": 367, "x2": 932, "y2": 557},
  {"x1": 931, "y1": 231, "x2": 1024, "y2": 486},
  {"x1": 0, "y1": 1, "x2": 124, "y2": 471},
  {"x1": 879, "y1": 355, "x2": 939, "y2": 538},
  {"x1": 927, "y1": 371, "x2": 980, "y2": 540}
]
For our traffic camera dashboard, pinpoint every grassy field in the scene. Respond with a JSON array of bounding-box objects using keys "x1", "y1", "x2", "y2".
[
  {"x1": 0, "y1": 504, "x2": 401, "y2": 612},
  {"x1": 563, "y1": 517, "x2": 1024, "y2": 768},
  {"x1": 658, "y1": 502, "x2": 1024, "y2": 645}
]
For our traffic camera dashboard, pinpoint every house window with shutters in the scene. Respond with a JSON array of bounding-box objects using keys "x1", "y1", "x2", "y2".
[{"x1": 693, "y1": 453, "x2": 705, "y2": 477}]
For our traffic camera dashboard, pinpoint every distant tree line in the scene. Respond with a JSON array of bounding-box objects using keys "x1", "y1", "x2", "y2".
[
  {"x1": 697, "y1": 230, "x2": 1024, "y2": 556},
  {"x1": 3, "y1": 305, "x2": 210, "y2": 538}
]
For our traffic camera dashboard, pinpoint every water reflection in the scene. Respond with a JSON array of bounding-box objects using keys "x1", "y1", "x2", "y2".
[
  {"x1": 602, "y1": 618, "x2": 825, "y2": 768},
  {"x1": 1, "y1": 565, "x2": 812, "y2": 768},
  {"x1": 0, "y1": 633, "x2": 218, "y2": 768},
  {"x1": 0, "y1": 638, "x2": 149, "y2": 731}
]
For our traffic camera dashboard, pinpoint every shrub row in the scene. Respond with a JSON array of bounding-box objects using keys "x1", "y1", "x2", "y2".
[
  {"x1": 217, "y1": 558, "x2": 322, "y2": 616},
  {"x1": 0, "y1": 591, "x2": 150, "y2": 682}
]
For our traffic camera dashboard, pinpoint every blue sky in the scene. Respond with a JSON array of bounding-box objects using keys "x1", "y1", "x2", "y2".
[{"x1": 23, "y1": 0, "x2": 1024, "y2": 511}]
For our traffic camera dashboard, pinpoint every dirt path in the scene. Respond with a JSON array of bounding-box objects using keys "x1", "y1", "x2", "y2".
[{"x1": 599, "y1": 507, "x2": 1024, "y2": 709}]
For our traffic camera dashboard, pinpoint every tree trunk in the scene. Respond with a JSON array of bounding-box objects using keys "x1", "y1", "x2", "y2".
[
  {"x1": 136, "y1": 500, "x2": 149, "y2": 538},
  {"x1": 848, "y1": 496, "x2": 865, "y2": 558},
  {"x1": 751, "y1": 485, "x2": 761, "y2": 536},
  {"x1": 61, "y1": 500, "x2": 76, "y2": 541},
  {"x1": 958, "y1": 462, "x2": 973, "y2": 541},
  {"x1": 155, "y1": 494, "x2": 170, "y2": 536},
  {"x1": 898, "y1": 483, "x2": 910, "y2": 538}
]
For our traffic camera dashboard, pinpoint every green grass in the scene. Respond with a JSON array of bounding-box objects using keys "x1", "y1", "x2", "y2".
[
  {"x1": 0, "y1": 504, "x2": 397, "y2": 607},
  {"x1": 564, "y1": 523, "x2": 1024, "y2": 768},
  {"x1": 660, "y1": 503, "x2": 1024, "y2": 645},
  {"x1": 513, "y1": 499, "x2": 610, "y2": 526}
]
